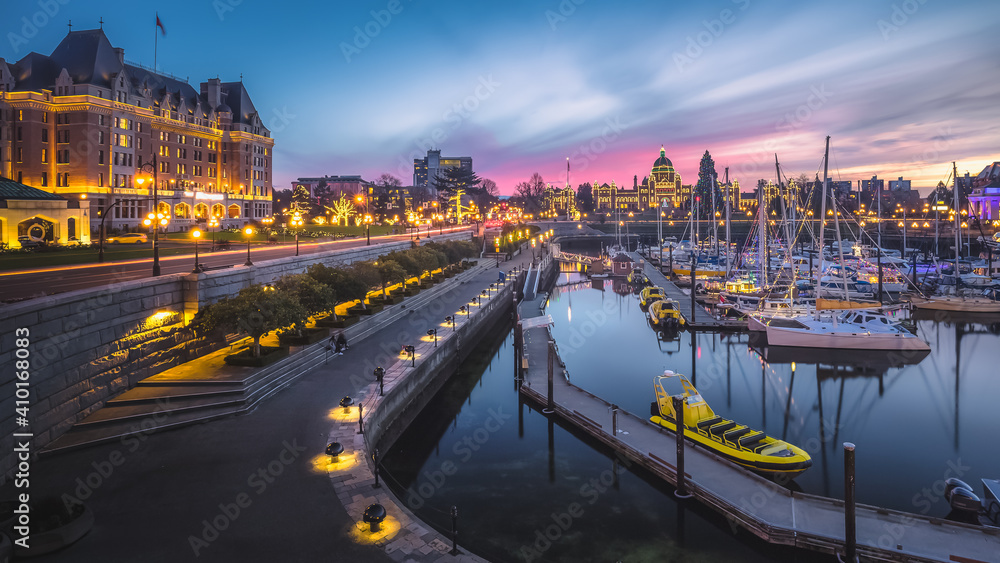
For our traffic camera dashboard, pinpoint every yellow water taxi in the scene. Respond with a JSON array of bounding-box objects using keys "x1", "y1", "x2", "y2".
[
  {"x1": 650, "y1": 371, "x2": 812, "y2": 477},
  {"x1": 627, "y1": 267, "x2": 649, "y2": 286},
  {"x1": 648, "y1": 299, "x2": 684, "y2": 329},
  {"x1": 640, "y1": 286, "x2": 666, "y2": 308}
]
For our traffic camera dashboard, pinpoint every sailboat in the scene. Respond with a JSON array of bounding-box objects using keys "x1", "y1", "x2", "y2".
[
  {"x1": 910, "y1": 162, "x2": 1000, "y2": 315},
  {"x1": 759, "y1": 137, "x2": 931, "y2": 351}
]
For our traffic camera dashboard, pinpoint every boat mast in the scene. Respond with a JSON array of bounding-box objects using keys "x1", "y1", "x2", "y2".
[
  {"x1": 953, "y1": 161, "x2": 961, "y2": 290},
  {"x1": 828, "y1": 146, "x2": 851, "y2": 302},
  {"x1": 712, "y1": 170, "x2": 719, "y2": 260},
  {"x1": 817, "y1": 136, "x2": 831, "y2": 317},
  {"x1": 758, "y1": 177, "x2": 766, "y2": 285},
  {"x1": 725, "y1": 167, "x2": 731, "y2": 278},
  {"x1": 776, "y1": 154, "x2": 794, "y2": 277}
]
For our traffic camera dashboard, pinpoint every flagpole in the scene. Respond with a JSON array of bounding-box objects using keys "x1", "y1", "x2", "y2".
[{"x1": 154, "y1": 13, "x2": 158, "y2": 71}]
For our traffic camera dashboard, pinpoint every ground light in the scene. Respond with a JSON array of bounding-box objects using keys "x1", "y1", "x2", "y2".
[{"x1": 340, "y1": 396, "x2": 354, "y2": 413}]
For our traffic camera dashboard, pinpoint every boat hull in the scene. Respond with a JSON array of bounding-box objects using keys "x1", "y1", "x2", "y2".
[
  {"x1": 650, "y1": 415, "x2": 812, "y2": 477},
  {"x1": 910, "y1": 296, "x2": 1000, "y2": 314},
  {"x1": 764, "y1": 323, "x2": 930, "y2": 351}
]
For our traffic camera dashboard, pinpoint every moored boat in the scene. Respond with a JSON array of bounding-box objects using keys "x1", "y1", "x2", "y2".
[
  {"x1": 649, "y1": 299, "x2": 684, "y2": 329},
  {"x1": 639, "y1": 286, "x2": 666, "y2": 308},
  {"x1": 650, "y1": 371, "x2": 812, "y2": 477}
]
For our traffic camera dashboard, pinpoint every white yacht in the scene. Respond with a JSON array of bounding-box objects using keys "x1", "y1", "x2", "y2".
[{"x1": 762, "y1": 310, "x2": 929, "y2": 351}]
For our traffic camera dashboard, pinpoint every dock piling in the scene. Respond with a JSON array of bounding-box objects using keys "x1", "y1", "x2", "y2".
[
  {"x1": 844, "y1": 442, "x2": 857, "y2": 562},
  {"x1": 543, "y1": 340, "x2": 555, "y2": 414},
  {"x1": 357, "y1": 403, "x2": 364, "y2": 435},
  {"x1": 372, "y1": 448, "x2": 381, "y2": 488},
  {"x1": 450, "y1": 505, "x2": 459, "y2": 555},
  {"x1": 611, "y1": 404, "x2": 619, "y2": 437},
  {"x1": 673, "y1": 395, "x2": 692, "y2": 499}
]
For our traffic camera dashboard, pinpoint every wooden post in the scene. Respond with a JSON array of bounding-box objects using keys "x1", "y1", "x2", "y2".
[
  {"x1": 543, "y1": 340, "x2": 555, "y2": 413},
  {"x1": 844, "y1": 442, "x2": 857, "y2": 562},
  {"x1": 673, "y1": 395, "x2": 691, "y2": 499}
]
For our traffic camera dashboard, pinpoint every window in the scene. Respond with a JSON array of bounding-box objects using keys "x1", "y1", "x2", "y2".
[
  {"x1": 99, "y1": 131, "x2": 105, "y2": 144},
  {"x1": 98, "y1": 114, "x2": 105, "y2": 126},
  {"x1": 137, "y1": 137, "x2": 142, "y2": 150},
  {"x1": 18, "y1": 110, "x2": 23, "y2": 121},
  {"x1": 17, "y1": 126, "x2": 22, "y2": 141},
  {"x1": 17, "y1": 171, "x2": 22, "y2": 183},
  {"x1": 41, "y1": 128, "x2": 47, "y2": 143},
  {"x1": 98, "y1": 173, "x2": 104, "y2": 187},
  {"x1": 17, "y1": 147, "x2": 22, "y2": 163},
  {"x1": 40, "y1": 172, "x2": 47, "y2": 186},
  {"x1": 41, "y1": 148, "x2": 47, "y2": 163},
  {"x1": 99, "y1": 150, "x2": 104, "y2": 164}
]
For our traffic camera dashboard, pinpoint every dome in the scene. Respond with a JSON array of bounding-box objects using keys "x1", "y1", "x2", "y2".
[
  {"x1": 652, "y1": 146, "x2": 673, "y2": 170},
  {"x1": 215, "y1": 103, "x2": 232, "y2": 113}
]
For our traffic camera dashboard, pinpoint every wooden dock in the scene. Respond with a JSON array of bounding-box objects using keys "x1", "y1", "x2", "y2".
[
  {"x1": 516, "y1": 295, "x2": 1000, "y2": 563},
  {"x1": 630, "y1": 252, "x2": 746, "y2": 330}
]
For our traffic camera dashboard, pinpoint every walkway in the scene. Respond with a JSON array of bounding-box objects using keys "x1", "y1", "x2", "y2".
[
  {"x1": 12, "y1": 253, "x2": 532, "y2": 562},
  {"x1": 633, "y1": 252, "x2": 746, "y2": 330}
]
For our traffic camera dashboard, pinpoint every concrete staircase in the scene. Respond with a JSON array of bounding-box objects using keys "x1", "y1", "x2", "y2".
[{"x1": 41, "y1": 262, "x2": 489, "y2": 455}]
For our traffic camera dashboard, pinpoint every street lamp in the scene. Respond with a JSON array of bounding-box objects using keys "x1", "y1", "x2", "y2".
[
  {"x1": 135, "y1": 158, "x2": 164, "y2": 276},
  {"x1": 244, "y1": 226, "x2": 254, "y2": 266},
  {"x1": 445, "y1": 315, "x2": 455, "y2": 331},
  {"x1": 404, "y1": 344, "x2": 415, "y2": 367},
  {"x1": 191, "y1": 229, "x2": 203, "y2": 273},
  {"x1": 427, "y1": 328, "x2": 437, "y2": 347},
  {"x1": 365, "y1": 214, "x2": 372, "y2": 246},
  {"x1": 209, "y1": 217, "x2": 219, "y2": 245},
  {"x1": 291, "y1": 212, "x2": 304, "y2": 256}
]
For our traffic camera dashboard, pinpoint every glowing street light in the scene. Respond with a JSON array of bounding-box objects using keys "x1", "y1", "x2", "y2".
[
  {"x1": 291, "y1": 212, "x2": 304, "y2": 256},
  {"x1": 191, "y1": 229, "x2": 203, "y2": 273},
  {"x1": 244, "y1": 226, "x2": 255, "y2": 266}
]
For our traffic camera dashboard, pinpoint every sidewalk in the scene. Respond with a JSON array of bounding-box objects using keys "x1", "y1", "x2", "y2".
[{"x1": 15, "y1": 251, "x2": 534, "y2": 563}]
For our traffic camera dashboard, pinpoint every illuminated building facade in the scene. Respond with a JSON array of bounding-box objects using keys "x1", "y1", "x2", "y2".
[
  {"x1": 542, "y1": 183, "x2": 576, "y2": 215},
  {"x1": 0, "y1": 28, "x2": 273, "y2": 235},
  {"x1": 292, "y1": 175, "x2": 373, "y2": 199},
  {"x1": 968, "y1": 162, "x2": 1000, "y2": 221},
  {"x1": 649, "y1": 146, "x2": 684, "y2": 206},
  {"x1": 413, "y1": 149, "x2": 472, "y2": 188}
]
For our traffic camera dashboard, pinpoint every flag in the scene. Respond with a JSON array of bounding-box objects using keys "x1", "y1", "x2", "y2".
[{"x1": 156, "y1": 14, "x2": 166, "y2": 35}]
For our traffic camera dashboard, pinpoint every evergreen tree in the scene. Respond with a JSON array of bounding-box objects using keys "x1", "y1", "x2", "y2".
[
  {"x1": 694, "y1": 150, "x2": 718, "y2": 219},
  {"x1": 291, "y1": 184, "x2": 315, "y2": 215}
]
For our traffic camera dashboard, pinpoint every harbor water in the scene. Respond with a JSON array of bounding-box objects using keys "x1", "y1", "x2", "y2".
[{"x1": 381, "y1": 267, "x2": 1000, "y2": 562}]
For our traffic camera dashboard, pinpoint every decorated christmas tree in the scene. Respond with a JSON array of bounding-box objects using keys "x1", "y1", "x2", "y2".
[{"x1": 694, "y1": 150, "x2": 718, "y2": 218}]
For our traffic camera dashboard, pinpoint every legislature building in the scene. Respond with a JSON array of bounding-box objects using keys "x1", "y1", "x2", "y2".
[{"x1": 0, "y1": 28, "x2": 273, "y2": 244}]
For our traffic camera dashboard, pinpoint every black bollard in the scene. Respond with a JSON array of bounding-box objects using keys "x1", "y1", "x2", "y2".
[
  {"x1": 611, "y1": 404, "x2": 619, "y2": 437},
  {"x1": 357, "y1": 403, "x2": 364, "y2": 435},
  {"x1": 450, "y1": 505, "x2": 459, "y2": 555},
  {"x1": 673, "y1": 395, "x2": 691, "y2": 499},
  {"x1": 374, "y1": 367, "x2": 385, "y2": 396},
  {"x1": 844, "y1": 442, "x2": 857, "y2": 562},
  {"x1": 372, "y1": 448, "x2": 381, "y2": 488}
]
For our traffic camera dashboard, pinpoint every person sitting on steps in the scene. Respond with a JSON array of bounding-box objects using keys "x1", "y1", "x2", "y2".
[{"x1": 335, "y1": 332, "x2": 348, "y2": 354}]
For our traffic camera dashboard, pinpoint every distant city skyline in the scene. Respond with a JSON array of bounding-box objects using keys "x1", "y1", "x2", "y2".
[{"x1": 4, "y1": 0, "x2": 999, "y2": 195}]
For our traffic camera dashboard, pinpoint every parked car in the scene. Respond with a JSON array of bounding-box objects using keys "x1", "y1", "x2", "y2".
[
  {"x1": 17, "y1": 235, "x2": 41, "y2": 248},
  {"x1": 106, "y1": 233, "x2": 148, "y2": 244}
]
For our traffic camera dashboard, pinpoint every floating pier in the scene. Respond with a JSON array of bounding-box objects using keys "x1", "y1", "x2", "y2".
[{"x1": 631, "y1": 252, "x2": 746, "y2": 330}]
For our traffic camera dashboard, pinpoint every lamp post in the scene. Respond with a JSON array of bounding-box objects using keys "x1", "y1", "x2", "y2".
[
  {"x1": 191, "y1": 229, "x2": 203, "y2": 273},
  {"x1": 97, "y1": 199, "x2": 126, "y2": 263},
  {"x1": 135, "y1": 156, "x2": 164, "y2": 275},
  {"x1": 445, "y1": 315, "x2": 454, "y2": 331},
  {"x1": 244, "y1": 226, "x2": 254, "y2": 266},
  {"x1": 291, "y1": 212, "x2": 303, "y2": 256},
  {"x1": 365, "y1": 214, "x2": 372, "y2": 246},
  {"x1": 209, "y1": 217, "x2": 219, "y2": 245},
  {"x1": 427, "y1": 328, "x2": 437, "y2": 347},
  {"x1": 405, "y1": 345, "x2": 415, "y2": 367}
]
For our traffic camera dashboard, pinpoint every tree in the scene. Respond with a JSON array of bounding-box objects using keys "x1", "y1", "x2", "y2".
[
  {"x1": 307, "y1": 263, "x2": 367, "y2": 320},
  {"x1": 375, "y1": 259, "x2": 407, "y2": 299},
  {"x1": 275, "y1": 273, "x2": 337, "y2": 333},
  {"x1": 291, "y1": 184, "x2": 314, "y2": 215},
  {"x1": 195, "y1": 285, "x2": 307, "y2": 357},
  {"x1": 694, "y1": 150, "x2": 718, "y2": 219},
  {"x1": 576, "y1": 182, "x2": 594, "y2": 213},
  {"x1": 273, "y1": 188, "x2": 293, "y2": 214},
  {"x1": 481, "y1": 178, "x2": 499, "y2": 197},
  {"x1": 313, "y1": 179, "x2": 335, "y2": 210},
  {"x1": 432, "y1": 167, "x2": 481, "y2": 193},
  {"x1": 349, "y1": 261, "x2": 382, "y2": 307},
  {"x1": 514, "y1": 173, "x2": 546, "y2": 210},
  {"x1": 325, "y1": 194, "x2": 357, "y2": 226}
]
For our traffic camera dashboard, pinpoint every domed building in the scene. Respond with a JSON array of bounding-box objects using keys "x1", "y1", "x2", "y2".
[{"x1": 650, "y1": 146, "x2": 684, "y2": 207}]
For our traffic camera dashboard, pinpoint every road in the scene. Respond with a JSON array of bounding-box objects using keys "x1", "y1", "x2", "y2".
[{"x1": 0, "y1": 227, "x2": 473, "y2": 303}]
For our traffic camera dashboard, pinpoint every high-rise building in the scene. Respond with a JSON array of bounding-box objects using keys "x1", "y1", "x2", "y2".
[
  {"x1": 413, "y1": 149, "x2": 472, "y2": 188},
  {"x1": 0, "y1": 28, "x2": 274, "y2": 234}
]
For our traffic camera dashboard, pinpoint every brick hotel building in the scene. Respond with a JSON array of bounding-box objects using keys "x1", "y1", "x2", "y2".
[{"x1": 0, "y1": 28, "x2": 273, "y2": 242}]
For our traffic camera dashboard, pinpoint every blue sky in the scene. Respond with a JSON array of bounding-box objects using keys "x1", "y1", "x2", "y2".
[{"x1": 5, "y1": 0, "x2": 999, "y2": 194}]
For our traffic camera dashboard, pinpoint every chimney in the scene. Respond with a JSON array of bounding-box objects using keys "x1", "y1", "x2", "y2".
[
  {"x1": 203, "y1": 77, "x2": 222, "y2": 109},
  {"x1": 114, "y1": 48, "x2": 124, "y2": 65}
]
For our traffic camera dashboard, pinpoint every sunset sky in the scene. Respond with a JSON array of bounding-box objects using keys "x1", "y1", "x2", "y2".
[{"x1": 6, "y1": 0, "x2": 999, "y2": 195}]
